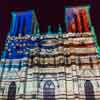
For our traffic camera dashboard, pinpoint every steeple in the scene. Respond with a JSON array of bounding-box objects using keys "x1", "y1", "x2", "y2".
[
  {"x1": 58, "y1": 24, "x2": 62, "y2": 33},
  {"x1": 33, "y1": 24, "x2": 40, "y2": 39},
  {"x1": 36, "y1": 24, "x2": 40, "y2": 33},
  {"x1": 47, "y1": 25, "x2": 52, "y2": 34}
]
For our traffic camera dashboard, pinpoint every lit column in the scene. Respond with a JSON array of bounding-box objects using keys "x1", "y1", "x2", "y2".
[
  {"x1": 68, "y1": 15, "x2": 76, "y2": 32},
  {"x1": 76, "y1": 12, "x2": 82, "y2": 32},
  {"x1": 68, "y1": 21, "x2": 72, "y2": 32},
  {"x1": 71, "y1": 19, "x2": 76, "y2": 33},
  {"x1": 80, "y1": 9, "x2": 89, "y2": 32},
  {"x1": 72, "y1": 65, "x2": 79, "y2": 98},
  {"x1": 9, "y1": 11, "x2": 33, "y2": 36},
  {"x1": 10, "y1": 12, "x2": 19, "y2": 36}
]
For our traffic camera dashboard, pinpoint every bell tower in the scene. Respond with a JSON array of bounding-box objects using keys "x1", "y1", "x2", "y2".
[{"x1": 65, "y1": 6, "x2": 92, "y2": 32}]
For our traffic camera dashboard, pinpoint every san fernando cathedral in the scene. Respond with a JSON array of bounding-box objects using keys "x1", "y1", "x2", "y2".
[{"x1": 0, "y1": 5, "x2": 100, "y2": 100}]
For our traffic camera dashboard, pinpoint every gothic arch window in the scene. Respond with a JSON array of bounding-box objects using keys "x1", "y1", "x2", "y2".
[
  {"x1": 7, "y1": 81, "x2": 16, "y2": 100},
  {"x1": 84, "y1": 80, "x2": 95, "y2": 100},
  {"x1": 43, "y1": 80, "x2": 55, "y2": 100}
]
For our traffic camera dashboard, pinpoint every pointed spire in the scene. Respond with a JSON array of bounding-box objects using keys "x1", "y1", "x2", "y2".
[
  {"x1": 34, "y1": 25, "x2": 40, "y2": 39},
  {"x1": 58, "y1": 24, "x2": 63, "y2": 38},
  {"x1": 32, "y1": 10, "x2": 39, "y2": 34},
  {"x1": 36, "y1": 25, "x2": 40, "y2": 33},
  {"x1": 58, "y1": 24, "x2": 62, "y2": 33},
  {"x1": 47, "y1": 25, "x2": 52, "y2": 34}
]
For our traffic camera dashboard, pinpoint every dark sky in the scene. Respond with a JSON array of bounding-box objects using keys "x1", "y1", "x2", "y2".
[{"x1": 0, "y1": 0, "x2": 100, "y2": 54}]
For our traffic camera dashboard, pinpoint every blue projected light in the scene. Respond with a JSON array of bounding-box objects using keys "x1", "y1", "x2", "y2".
[
  {"x1": 10, "y1": 12, "x2": 18, "y2": 35},
  {"x1": 9, "y1": 11, "x2": 33, "y2": 36},
  {"x1": 1, "y1": 10, "x2": 36, "y2": 59},
  {"x1": 2, "y1": 38, "x2": 39, "y2": 59}
]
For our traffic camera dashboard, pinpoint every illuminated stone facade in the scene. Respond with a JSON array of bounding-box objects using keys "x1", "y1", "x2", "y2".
[{"x1": 0, "y1": 6, "x2": 100, "y2": 100}]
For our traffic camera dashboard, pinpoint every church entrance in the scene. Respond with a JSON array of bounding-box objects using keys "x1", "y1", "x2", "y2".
[
  {"x1": 7, "y1": 81, "x2": 16, "y2": 100},
  {"x1": 43, "y1": 80, "x2": 55, "y2": 100},
  {"x1": 84, "y1": 80, "x2": 95, "y2": 100}
]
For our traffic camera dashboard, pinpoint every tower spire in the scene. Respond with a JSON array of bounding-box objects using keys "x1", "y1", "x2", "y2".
[
  {"x1": 47, "y1": 25, "x2": 52, "y2": 34},
  {"x1": 36, "y1": 24, "x2": 40, "y2": 33},
  {"x1": 58, "y1": 24, "x2": 62, "y2": 33}
]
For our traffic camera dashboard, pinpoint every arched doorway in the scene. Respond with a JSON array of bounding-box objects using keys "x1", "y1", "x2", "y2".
[
  {"x1": 7, "y1": 81, "x2": 16, "y2": 100},
  {"x1": 84, "y1": 80, "x2": 95, "y2": 100},
  {"x1": 43, "y1": 80, "x2": 55, "y2": 100}
]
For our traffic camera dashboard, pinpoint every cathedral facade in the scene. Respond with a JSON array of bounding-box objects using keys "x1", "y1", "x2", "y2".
[{"x1": 0, "y1": 5, "x2": 100, "y2": 100}]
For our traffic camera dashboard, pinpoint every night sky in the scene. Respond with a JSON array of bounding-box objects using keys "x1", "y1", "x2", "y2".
[{"x1": 0, "y1": 0, "x2": 100, "y2": 55}]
